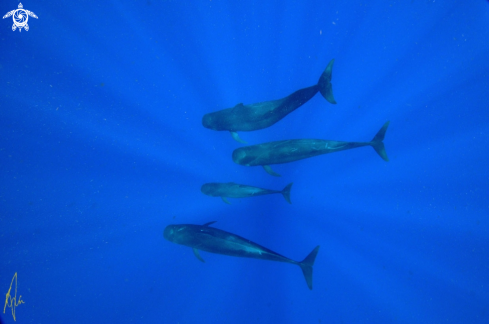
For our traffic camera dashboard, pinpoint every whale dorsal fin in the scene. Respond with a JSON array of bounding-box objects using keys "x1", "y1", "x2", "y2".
[
  {"x1": 234, "y1": 103, "x2": 244, "y2": 108},
  {"x1": 193, "y1": 248, "x2": 205, "y2": 263},
  {"x1": 203, "y1": 221, "x2": 217, "y2": 227}
]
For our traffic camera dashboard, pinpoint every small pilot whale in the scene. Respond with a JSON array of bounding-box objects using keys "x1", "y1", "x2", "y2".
[
  {"x1": 202, "y1": 59, "x2": 337, "y2": 143},
  {"x1": 201, "y1": 182, "x2": 293, "y2": 204},
  {"x1": 164, "y1": 221, "x2": 320, "y2": 290},
  {"x1": 232, "y1": 121, "x2": 390, "y2": 176}
]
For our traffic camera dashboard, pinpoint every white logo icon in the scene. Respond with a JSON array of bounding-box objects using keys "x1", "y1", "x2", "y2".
[{"x1": 3, "y1": 3, "x2": 37, "y2": 32}]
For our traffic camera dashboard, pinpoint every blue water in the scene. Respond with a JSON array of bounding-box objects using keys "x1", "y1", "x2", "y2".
[{"x1": 1, "y1": 1, "x2": 488, "y2": 323}]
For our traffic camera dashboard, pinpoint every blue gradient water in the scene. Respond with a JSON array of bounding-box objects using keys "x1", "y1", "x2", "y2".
[{"x1": 1, "y1": 1, "x2": 488, "y2": 323}]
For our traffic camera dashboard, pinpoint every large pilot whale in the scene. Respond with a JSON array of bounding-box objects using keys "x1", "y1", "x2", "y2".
[
  {"x1": 202, "y1": 59, "x2": 337, "y2": 143},
  {"x1": 232, "y1": 121, "x2": 390, "y2": 176},
  {"x1": 201, "y1": 182, "x2": 293, "y2": 204},
  {"x1": 164, "y1": 221, "x2": 320, "y2": 290}
]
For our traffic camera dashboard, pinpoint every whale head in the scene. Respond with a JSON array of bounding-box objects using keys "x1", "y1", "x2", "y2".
[
  {"x1": 200, "y1": 183, "x2": 216, "y2": 196},
  {"x1": 232, "y1": 148, "x2": 251, "y2": 166},
  {"x1": 164, "y1": 224, "x2": 192, "y2": 244},
  {"x1": 163, "y1": 225, "x2": 178, "y2": 241},
  {"x1": 202, "y1": 113, "x2": 217, "y2": 130}
]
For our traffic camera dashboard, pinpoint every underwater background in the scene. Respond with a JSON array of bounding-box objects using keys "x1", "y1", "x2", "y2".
[{"x1": 1, "y1": 0, "x2": 488, "y2": 323}]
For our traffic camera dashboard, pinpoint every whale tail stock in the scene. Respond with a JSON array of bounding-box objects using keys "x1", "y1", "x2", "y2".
[
  {"x1": 317, "y1": 59, "x2": 337, "y2": 104},
  {"x1": 281, "y1": 183, "x2": 293, "y2": 204},
  {"x1": 298, "y1": 245, "x2": 320, "y2": 290},
  {"x1": 370, "y1": 121, "x2": 390, "y2": 162}
]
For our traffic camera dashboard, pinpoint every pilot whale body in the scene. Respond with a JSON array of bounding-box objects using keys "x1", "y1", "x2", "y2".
[
  {"x1": 164, "y1": 221, "x2": 320, "y2": 290},
  {"x1": 202, "y1": 59, "x2": 337, "y2": 143},
  {"x1": 232, "y1": 121, "x2": 390, "y2": 177},
  {"x1": 201, "y1": 182, "x2": 293, "y2": 204}
]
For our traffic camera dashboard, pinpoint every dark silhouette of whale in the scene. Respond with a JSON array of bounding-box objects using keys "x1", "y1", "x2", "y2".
[
  {"x1": 164, "y1": 221, "x2": 320, "y2": 290},
  {"x1": 202, "y1": 59, "x2": 337, "y2": 143},
  {"x1": 201, "y1": 182, "x2": 293, "y2": 204},
  {"x1": 232, "y1": 121, "x2": 390, "y2": 176}
]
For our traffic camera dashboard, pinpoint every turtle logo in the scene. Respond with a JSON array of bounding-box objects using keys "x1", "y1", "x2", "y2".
[{"x1": 3, "y1": 3, "x2": 38, "y2": 32}]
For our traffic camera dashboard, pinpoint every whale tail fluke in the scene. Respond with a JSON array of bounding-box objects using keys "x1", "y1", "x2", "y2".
[
  {"x1": 281, "y1": 183, "x2": 293, "y2": 204},
  {"x1": 370, "y1": 121, "x2": 390, "y2": 162},
  {"x1": 298, "y1": 245, "x2": 320, "y2": 290},
  {"x1": 317, "y1": 59, "x2": 336, "y2": 104}
]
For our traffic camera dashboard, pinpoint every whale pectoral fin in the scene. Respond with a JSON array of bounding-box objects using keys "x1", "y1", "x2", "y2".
[
  {"x1": 221, "y1": 196, "x2": 231, "y2": 204},
  {"x1": 263, "y1": 165, "x2": 281, "y2": 177},
  {"x1": 193, "y1": 248, "x2": 205, "y2": 263},
  {"x1": 203, "y1": 221, "x2": 217, "y2": 227},
  {"x1": 230, "y1": 132, "x2": 247, "y2": 144}
]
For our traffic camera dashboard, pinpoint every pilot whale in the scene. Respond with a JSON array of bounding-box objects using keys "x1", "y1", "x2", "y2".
[
  {"x1": 201, "y1": 182, "x2": 293, "y2": 204},
  {"x1": 232, "y1": 121, "x2": 390, "y2": 176},
  {"x1": 202, "y1": 59, "x2": 337, "y2": 143},
  {"x1": 164, "y1": 221, "x2": 320, "y2": 290}
]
